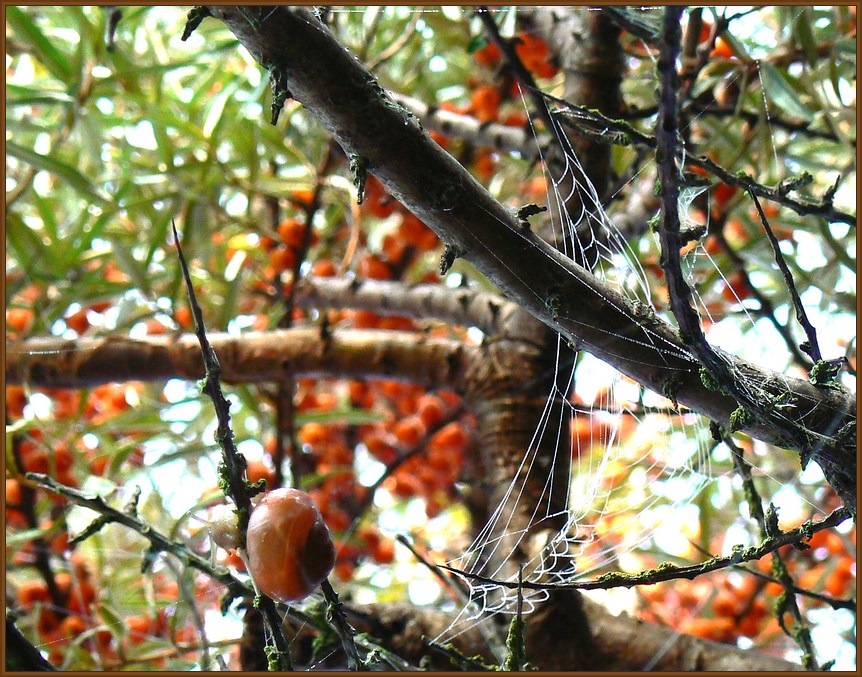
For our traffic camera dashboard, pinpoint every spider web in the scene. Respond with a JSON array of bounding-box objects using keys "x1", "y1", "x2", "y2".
[{"x1": 431, "y1": 42, "x2": 831, "y2": 647}]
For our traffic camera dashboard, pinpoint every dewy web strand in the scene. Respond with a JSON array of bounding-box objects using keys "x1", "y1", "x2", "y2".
[{"x1": 434, "y1": 17, "x2": 841, "y2": 644}]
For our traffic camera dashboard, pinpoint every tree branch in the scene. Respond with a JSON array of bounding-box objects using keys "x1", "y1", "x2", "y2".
[
  {"x1": 198, "y1": 6, "x2": 855, "y2": 510},
  {"x1": 6, "y1": 328, "x2": 470, "y2": 391},
  {"x1": 294, "y1": 276, "x2": 528, "y2": 338}
]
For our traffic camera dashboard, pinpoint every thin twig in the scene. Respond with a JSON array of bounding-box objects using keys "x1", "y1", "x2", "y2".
[
  {"x1": 726, "y1": 433, "x2": 819, "y2": 669},
  {"x1": 475, "y1": 7, "x2": 556, "y2": 135},
  {"x1": 547, "y1": 92, "x2": 856, "y2": 227},
  {"x1": 395, "y1": 534, "x2": 471, "y2": 600},
  {"x1": 438, "y1": 506, "x2": 850, "y2": 592},
  {"x1": 688, "y1": 536, "x2": 856, "y2": 612},
  {"x1": 320, "y1": 578, "x2": 365, "y2": 670},
  {"x1": 749, "y1": 191, "x2": 822, "y2": 363},
  {"x1": 366, "y1": 10, "x2": 420, "y2": 70},
  {"x1": 708, "y1": 219, "x2": 812, "y2": 369},
  {"x1": 172, "y1": 220, "x2": 294, "y2": 671}
]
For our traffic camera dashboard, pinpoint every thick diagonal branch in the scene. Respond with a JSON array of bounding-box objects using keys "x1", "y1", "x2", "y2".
[{"x1": 200, "y1": 6, "x2": 855, "y2": 509}]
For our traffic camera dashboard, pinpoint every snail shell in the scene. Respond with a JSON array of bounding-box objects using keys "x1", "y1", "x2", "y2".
[{"x1": 246, "y1": 488, "x2": 336, "y2": 602}]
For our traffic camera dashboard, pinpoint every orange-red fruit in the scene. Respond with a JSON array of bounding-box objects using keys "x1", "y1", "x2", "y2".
[
  {"x1": 246, "y1": 458, "x2": 276, "y2": 488},
  {"x1": 6, "y1": 308, "x2": 34, "y2": 333},
  {"x1": 473, "y1": 41, "x2": 501, "y2": 67},
  {"x1": 470, "y1": 86, "x2": 502, "y2": 123},
  {"x1": 246, "y1": 488, "x2": 336, "y2": 602},
  {"x1": 65, "y1": 309, "x2": 90, "y2": 334}
]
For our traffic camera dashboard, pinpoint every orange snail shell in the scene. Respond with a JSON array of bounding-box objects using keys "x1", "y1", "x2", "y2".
[{"x1": 246, "y1": 488, "x2": 336, "y2": 602}]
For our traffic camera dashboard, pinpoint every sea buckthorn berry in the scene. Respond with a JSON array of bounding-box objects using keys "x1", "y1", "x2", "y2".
[
  {"x1": 246, "y1": 488, "x2": 336, "y2": 603},
  {"x1": 246, "y1": 458, "x2": 276, "y2": 488},
  {"x1": 469, "y1": 86, "x2": 501, "y2": 123},
  {"x1": 473, "y1": 40, "x2": 501, "y2": 68}
]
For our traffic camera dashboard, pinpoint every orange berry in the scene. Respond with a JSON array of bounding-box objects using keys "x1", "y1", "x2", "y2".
[
  {"x1": 417, "y1": 394, "x2": 446, "y2": 428},
  {"x1": 473, "y1": 40, "x2": 501, "y2": 67},
  {"x1": 290, "y1": 188, "x2": 316, "y2": 208},
  {"x1": 278, "y1": 218, "x2": 313, "y2": 249},
  {"x1": 325, "y1": 508, "x2": 351, "y2": 532},
  {"x1": 174, "y1": 306, "x2": 193, "y2": 329},
  {"x1": 502, "y1": 111, "x2": 528, "y2": 127},
  {"x1": 60, "y1": 615, "x2": 87, "y2": 638},
  {"x1": 299, "y1": 422, "x2": 331, "y2": 447},
  {"x1": 144, "y1": 318, "x2": 167, "y2": 335},
  {"x1": 333, "y1": 561, "x2": 354, "y2": 582},
  {"x1": 126, "y1": 614, "x2": 155, "y2": 645},
  {"x1": 825, "y1": 570, "x2": 851, "y2": 597},
  {"x1": 514, "y1": 32, "x2": 558, "y2": 78},
  {"x1": 312, "y1": 259, "x2": 337, "y2": 277},
  {"x1": 16, "y1": 580, "x2": 50, "y2": 610},
  {"x1": 474, "y1": 151, "x2": 496, "y2": 181},
  {"x1": 429, "y1": 130, "x2": 449, "y2": 148},
  {"x1": 834, "y1": 557, "x2": 855, "y2": 581},
  {"x1": 363, "y1": 430, "x2": 398, "y2": 464},
  {"x1": 6, "y1": 385, "x2": 27, "y2": 418},
  {"x1": 6, "y1": 308, "x2": 33, "y2": 333},
  {"x1": 763, "y1": 581, "x2": 783, "y2": 596},
  {"x1": 399, "y1": 213, "x2": 429, "y2": 241},
  {"x1": 269, "y1": 246, "x2": 297, "y2": 273},
  {"x1": 469, "y1": 86, "x2": 502, "y2": 123},
  {"x1": 393, "y1": 417, "x2": 426, "y2": 447},
  {"x1": 429, "y1": 422, "x2": 469, "y2": 453},
  {"x1": 246, "y1": 488, "x2": 336, "y2": 602},
  {"x1": 246, "y1": 458, "x2": 276, "y2": 488},
  {"x1": 259, "y1": 235, "x2": 278, "y2": 251},
  {"x1": 372, "y1": 538, "x2": 396, "y2": 564},
  {"x1": 382, "y1": 233, "x2": 409, "y2": 265},
  {"x1": 712, "y1": 590, "x2": 741, "y2": 617},
  {"x1": 712, "y1": 182, "x2": 737, "y2": 208},
  {"x1": 67, "y1": 580, "x2": 97, "y2": 615},
  {"x1": 6, "y1": 478, "x2": 23, "y2": 507},
  {"x1": 358, "y1": 254, "x2": 393, "y2": 280},
  {"x1": 722, "y1": 271, "x2": 753, "y2": 303},
  {"x1": 64, "y1": 309, "x2": 90, "y2": 334},
  {"x1": 711, "y1": 36, "x2": 734, "y2": 58},
  {"x1": 37, "y1": 609, "x2": 60, "y2": 638}
]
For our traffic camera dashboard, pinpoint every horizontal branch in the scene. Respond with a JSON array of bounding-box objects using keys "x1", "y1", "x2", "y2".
[
  {"x1": 390, "y1": 91, "x2": 542, "y2": 162},
  {"x1": 5, "y1": 329, "x2": 470, "y2": 390},
  {"x1": 351, "y1": 593, "x2": 803, "y2": 671},
  {"x1": 440, "y1": 506, "x2": 850, "y2": 592},
  {"x1": 295, "y1": 275, "x2": 532, "y2": 339},
  {"x1": 201, "y1": 7, "x2": 856, "y2": 510}
]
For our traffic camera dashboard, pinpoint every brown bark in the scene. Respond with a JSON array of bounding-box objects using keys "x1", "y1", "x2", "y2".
[
  {"x1": 5, "y1": 329, "x2": 470, "y2": 390},
  {"x1": 200, "y1": 6, "x2": 855, "y2": 511},
  {"x1": 346, "y1": 592, "x2": 803, "y2": 671}
]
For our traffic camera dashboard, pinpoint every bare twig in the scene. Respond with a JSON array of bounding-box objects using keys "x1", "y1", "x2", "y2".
[
  {"x1": 749, "y1": 191, "x2": 822, "y2": 363},
  {"x1": 320, "y1": 579, "x2": 365, "y2": 670},
  {"x1": 726, "y1": 432, "x2": 819, "y2": 670},
  {"x1": 438, "y1": 506, "x2": 850, "y2": 592},
  {"x1": 172, "y1": 221, "x2": 294, "y2": 671},
  {"x1": 548, "y1": 94, "x2": 856, "y2": 227}
]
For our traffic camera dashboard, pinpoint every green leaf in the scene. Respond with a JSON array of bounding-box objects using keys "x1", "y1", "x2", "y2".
[
  {"x1": 759, "y1": 62, "x2": 812, "y2": 120},
  {"x1": 109, "y1": 239, "x2": 151, "y2": 296},
  {"x1": 203, "y1": 79, "x2": 241, "y2": 140},
  {"x1": 795, "y1": 8, "x2": 819, "y2": 69},
  {"x1": 6, "y1": 84, "x2": 75, "y2": 106},
  {"x1": 6, "y1": 140, "x2": 108, "y2": 204},
  {"x1": 466, "y1": 33, "x2": 489, "y2": 54},
  {"x1": 5, "y1": 211, "x2": 60, "y2": 274},
  {"x1": 6, "y1": 6, "x2": 73, "y2": 82}
]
